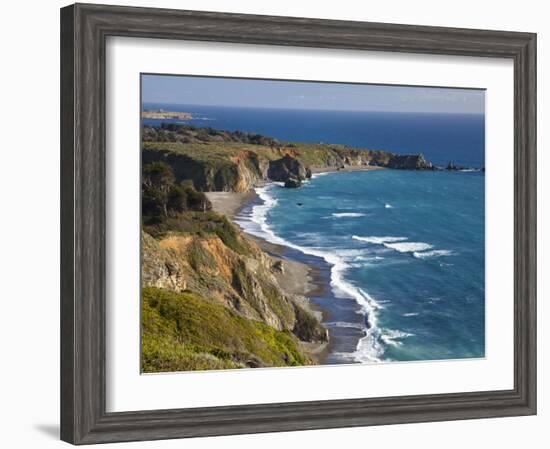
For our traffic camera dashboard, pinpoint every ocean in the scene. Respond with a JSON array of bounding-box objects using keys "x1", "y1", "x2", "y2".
[
  {"x1": 142, "y1": 104, "x2": 485, "y2": 167},
  {"x1": 144, "y1": 103, "x2": 486, "y2": 363}
]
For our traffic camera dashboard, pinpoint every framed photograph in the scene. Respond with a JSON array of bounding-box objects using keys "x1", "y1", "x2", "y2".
[{"x1": 60, "y1": 3, "x2": 537, "y2": 445}]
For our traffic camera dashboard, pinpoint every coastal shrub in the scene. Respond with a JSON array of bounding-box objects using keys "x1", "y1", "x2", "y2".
[
  {"x1": 144, "y1": 124, "x2": 279, "y2": 147},
  {"x1": 184, "y1": 185, "x2": 211, "y2": 212},
  {"x1": 167, "y1": 185, "x2": 187, "y2": 213},
  {"x1": 211, "y1": 215, "x2": 251, "y2": 255},
  {"x1": 292, "y1": 304, "x2": 326, "y2": 342},
  {"x1": 187, "y1": 239, "x2": 217, "y2": 272},
  {"x1": 141, "y1": 287, "x2": 311, "y2": 372}
]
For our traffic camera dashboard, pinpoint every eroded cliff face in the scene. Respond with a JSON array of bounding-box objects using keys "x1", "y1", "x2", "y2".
[
  {"x1": 141, "y1": 225, "x2": 327, "y2": 343},
  {"x1": 142, "y1": 125, "x2": 435, "y2": 193},
  {"x1": 142, "y1": 149, "x2": 263, "y2": 192},
  {"x1": 142, "y1": 232, "x2": 188, "y2": 291},
  {"x1": 387, "y1": 154, "x2": 433, "y2": 169}
]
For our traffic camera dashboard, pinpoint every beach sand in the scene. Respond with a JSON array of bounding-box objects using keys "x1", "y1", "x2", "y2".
[
  {"x1": 206, "y1": 189, "x2": 331, "y2": 363},
  {"x1": 206, "y1": 191, "x2": 322, "y2": 299},
  {"x1": 206, "y1": 167, "x2": 384, "y2": 363},
  {"x1": 205, "y1": 191, "x2": 257, "y2": 220}
]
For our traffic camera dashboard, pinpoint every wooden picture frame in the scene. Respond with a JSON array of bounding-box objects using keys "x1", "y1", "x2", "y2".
[{"x1": 60, "y1": 3, "x2": 536, "y2": 444}]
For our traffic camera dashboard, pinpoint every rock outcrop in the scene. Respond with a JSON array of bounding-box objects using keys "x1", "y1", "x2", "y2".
[
  {"x1": 142, "y1": 124, "x2": 436, "y2": 193},
  {"x1": 141, "y1": 218, "x2": 327, "y2": 342},
  {"x1": 387, "y1": 154, "x2": 434, "y2": 170},
  {"x1": 141, "y1": 231, "x2": 188, "y2": 292},
  {"x1": 446, "y1": 161, "x2": 468, "y2": 171},
  {"x1": 268, "y1": 154, "x2": 309, "y2": 182},
  {"x1": 284, "y1": 177, "x2": 302, "y2": 188}
]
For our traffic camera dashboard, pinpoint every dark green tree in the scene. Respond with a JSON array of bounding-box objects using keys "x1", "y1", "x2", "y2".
[
  {"x1": 167, "y1": 185, "x2": 188, "y2": 213},
  {"x1": 142, "y1": 161, "x2": 175, "y2": 218}
]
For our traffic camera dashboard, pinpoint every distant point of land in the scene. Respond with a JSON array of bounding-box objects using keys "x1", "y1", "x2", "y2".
[{"x1": 142, "y1": 109, "x2": 193, "y2": 120}]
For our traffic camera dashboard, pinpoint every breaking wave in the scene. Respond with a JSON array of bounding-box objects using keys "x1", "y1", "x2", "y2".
[
  {"x1": 236, "y1": 184, "x2": 388, "y2": 363},
  {"x1": 413, "y1": 249, "x2": 454, "y2": 258},
  {"x1": 332, "y1": 212, "x2": 366, "y2": 218}
]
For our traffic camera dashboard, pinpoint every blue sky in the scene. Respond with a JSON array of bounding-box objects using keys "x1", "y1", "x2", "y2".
[{"x1": 142, "y1": 74, "x2": 485, "y2": 114}]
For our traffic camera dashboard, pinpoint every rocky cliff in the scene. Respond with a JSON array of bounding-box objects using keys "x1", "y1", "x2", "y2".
[
  {"x1": 142, "y1": 124, "x2": 434, "y2": 192},
  {"x1": 141, "y1": 209, "x2": 327, "y2": 371},
  {"x1": 387, "y1": 153, "x2": 433, "y2": 170}
]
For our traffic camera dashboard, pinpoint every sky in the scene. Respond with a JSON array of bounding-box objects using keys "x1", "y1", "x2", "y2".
[{"x1": 142, "y1": 74, "x2": 485, "y2": 115}]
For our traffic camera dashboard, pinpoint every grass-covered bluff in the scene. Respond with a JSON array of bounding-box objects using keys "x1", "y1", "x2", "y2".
[
  {"x1": 142, "y1": 287, "x2": 310, "y2": 372},
  {"x1": 142, "y1": 124, "x2": 433, "y2": 193}
]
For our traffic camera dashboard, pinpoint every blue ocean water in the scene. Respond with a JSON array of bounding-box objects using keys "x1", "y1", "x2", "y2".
[
  {"x1": 238, "y1": 170, "x2": 485, "y2": 363},
  {"x1": 142, "y1": 103, "x2": 485, "y2": 167},
  {"x1": 143, "y1": 103, "x2": 485, "y2": 363}
]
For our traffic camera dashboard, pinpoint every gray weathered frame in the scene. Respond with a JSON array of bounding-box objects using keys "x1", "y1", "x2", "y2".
[{"x1": 60, "y1": 3, "x2": 537, "y2": 445}]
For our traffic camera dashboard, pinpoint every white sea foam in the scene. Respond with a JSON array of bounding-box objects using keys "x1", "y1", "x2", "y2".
[
  {"x1": 237, "y1": 184, "x2": 427, "y2": 363},
  {"x1": 236, "y1": 185, "x2": 388, "y2": 362},
  {"x1": 353, "y1": 236, "x2": 455, "y2": 260},
  {"x1": 331, "y1": 212, "x2": 366, "y2": 218},
  {"x1": 413, "y1": 249, "x2": 454, "y2": 259},
  {"x1": 352, "y1": 235, "x2": 407, "y2": 245},
  {"x1": 325, "y1": 321, "x2": 364, "y2": 330},
  {"x1": 383, "y1": 242, "x2": 433, "y2": 253},
  {"x1": 402, "y1": 312, "x2": 419, "y2": 317},
  {"x1": 353, "y1": 235, "x2": 432, "y2": 253},
  {"x1": 354, "y1": 255, "x2": 384, "y2": 262},
  {"x1": 380, "y1": 329, "x2": 415, "y2": 347}
]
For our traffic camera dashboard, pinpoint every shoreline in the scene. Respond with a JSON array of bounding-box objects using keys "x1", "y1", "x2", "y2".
[
  {"x1": 309, "y1": 164, "x2": 385, "y2": 175},
  {"x1": 206, "y1": 166, "x2": 379, "y2": 364},
  {"x1": 206, "y1": 187, "x2": 336, "y2": 364},
  {"x1": 205, "y1": 164, "x2": 383, "y2": 220},
  {"x1": 206, "y1": 190, "x2": 320, "y2": 295}
]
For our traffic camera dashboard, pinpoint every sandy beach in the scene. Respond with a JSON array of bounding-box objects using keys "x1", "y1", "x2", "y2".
[
  {"x1": 205, "y1": 167, "x2": 389, "y2": 364},
  {"x1": 206, "y1": 189, "x2": 331, "y2": 363},
  {"x1": 205, "y1": 166, "x2": 383, "y2": 306},
  {"x1": 206, "y1": 190, "x2": 321, "y2": 299},
  {"x1": 205, "y1": 191, "x2": 257, "y2": 221}
]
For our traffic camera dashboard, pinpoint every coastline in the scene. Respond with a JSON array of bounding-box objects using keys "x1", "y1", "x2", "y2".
[
  {"x1": 206, "y1": 166, "x2": 384, "y2": 365},
  {"x1": 206, "y1": 190, "x2": 321, "y2": 297},
  {"x1": 206, "y1": 189, "x2": 332, "y2": 364},
  {"x1": 309, "y1": 164, "x2": 385, "y2": 175}
]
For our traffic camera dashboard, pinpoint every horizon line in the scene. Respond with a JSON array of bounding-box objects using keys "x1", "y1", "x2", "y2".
[{"x1": 141, "y1": 102, "x2": 485, "y2": 116}]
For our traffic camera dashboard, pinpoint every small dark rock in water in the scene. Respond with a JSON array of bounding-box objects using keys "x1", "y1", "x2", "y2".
[
  {"x1": 446, "y1": 161, "x2": 458, "y2": 170},
  {"x1": 284, "y1": 177, "x2": 302, "y2": 188},
  {"x1": 446, "y1": 161, "x2": 467, "y2": 171},
  {"x1": 296, "y1": 202, "x2": 303, "y2": 206}
]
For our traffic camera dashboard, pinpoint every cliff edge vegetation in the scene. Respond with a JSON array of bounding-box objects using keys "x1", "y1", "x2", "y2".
[
  {"x1": 141, "y1": 161, "x2": 327, "y2": 372},
  {"x1": 142, "y1": 124, "x2": 434, "y2": 193}
]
